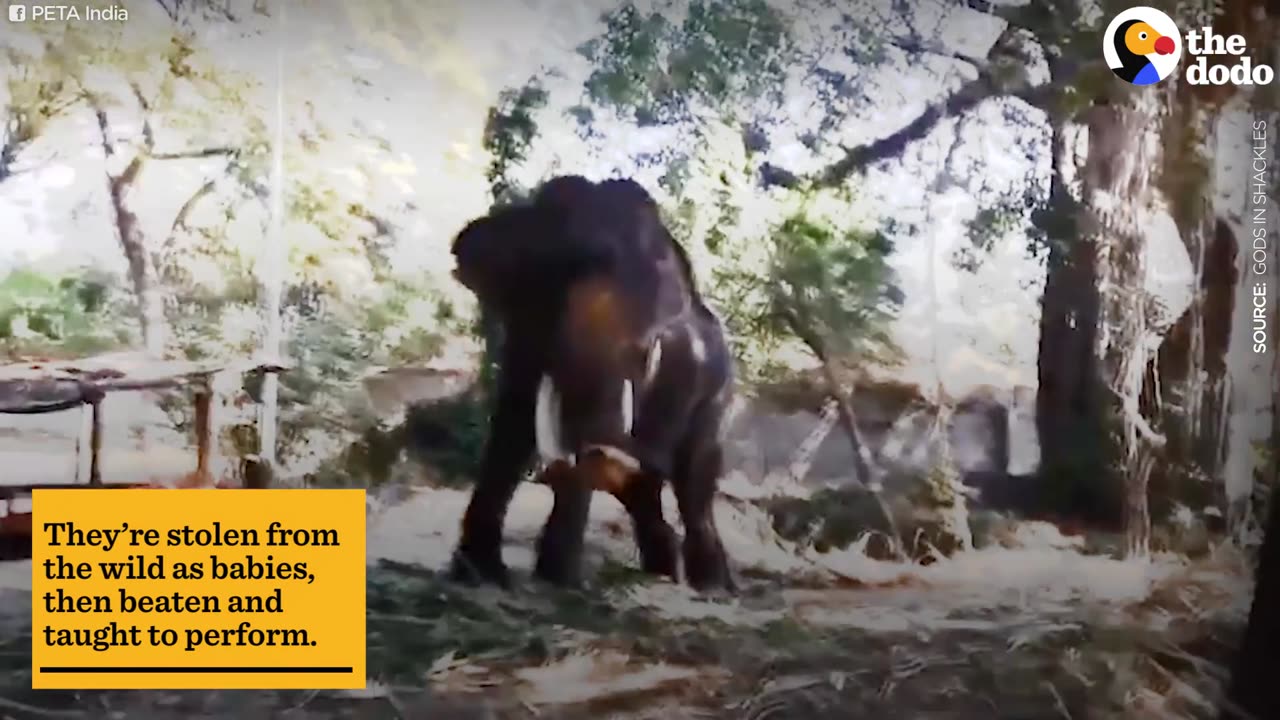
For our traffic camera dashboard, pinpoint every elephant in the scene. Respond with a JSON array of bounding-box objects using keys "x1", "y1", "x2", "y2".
[{"x1": 444, "y1": 175, "x2": 734, "y2": 591}]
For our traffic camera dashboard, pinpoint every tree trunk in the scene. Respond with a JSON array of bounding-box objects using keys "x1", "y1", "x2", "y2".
[
  {"x1": 85, "y1": 90, "x2": 171, "y2": 359},
  {"x1": 924, "y1": 403, "x2": 973, "y2": 555},
  {"x1": 1147, "y1": 0, "x2": 1278, "y2": 546},
  {"x1": 1153, "y1": 92, "x2": 1228, "y2": 506},
  {"x1": 784, "y1": 399, "x2": 838, "y2": 483},
  {"x1": 91, "y1": 106, "x2": 167, "y2": 460},
  {"x1": 1155, "y1": 84, "x2": 1275, "y2": 542},
  {"x1": 1223, "y1": 485, "x2": 1280, "y2": 720},
  {"x1": 106, "y1": 157, "x2": 169, "y2": 358},
  {"x1": 1034, "y1": 122, "x2": 1112, "y2": 524},
  {"x1": 1084, "y1": 87, "x2": 1185, "y2": 559},
  {"x1": 817, "y1": 357, "x2": 905, "y2": 559},
  {"x1": 1220, "y1": 105, "x2": 1278, "y2": 537},
  {"x1": 819, "y1": 359, "x2": 875, "y2": 486}
]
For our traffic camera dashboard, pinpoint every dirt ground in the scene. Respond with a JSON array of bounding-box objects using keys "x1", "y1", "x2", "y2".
[{"x1": 0, "y1": 484, "x2": 1253, "y2": 719}]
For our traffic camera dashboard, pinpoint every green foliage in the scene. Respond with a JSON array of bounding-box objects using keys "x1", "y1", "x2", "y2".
[
  {"x1": 954, "y1": 206, "x2": 1022, "y2": 272},
  {"x1": 580, "y1": 5, "x2": 671, "y2": 119},
  {"x1": 998, "y1": 0, "x2": 1121, "y2": 120},
  {"x1": 0, "y1": 268, "x2": 131, "y2": 359},
  {"x1": 307, "y1": 422, "x2": 407, "y2": 489},
  {"x1": 271, "y1": 279, "x2": 451, "y2": 470},
  {"x1": 402, "y1": 388, "x2": 492, "y2": 485},
  {"x1": 482, "y1": 84, "x2": 549, "y2": 202},
  {"x1": 767, "y1": 486, "x2": 898, "y2": 557},
  {"x1": 478, "y1": 0, "x2": 904, "y2": 390},
  {"x1": 580, "y1": 0, "x2": 793, "y2": 122},
  {"x1": 755, "y1": 213, "x2": 902, "y2": 363}
]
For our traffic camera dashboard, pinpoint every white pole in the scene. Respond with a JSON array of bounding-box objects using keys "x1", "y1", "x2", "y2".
[{"x1": 258, "y1": 0, "x2": 286, "y2": 468}]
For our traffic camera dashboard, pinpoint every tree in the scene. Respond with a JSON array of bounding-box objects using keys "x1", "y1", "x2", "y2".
[
  {"x1": 755, "y1": 213, "x2": 902, "y2": 482},
  {"x1": 1223, "y1": 480, "x2": 1280, "y2": 719},
  {"x1": 0, "y1": 2, "x2": 468, "y2": 481},
  {"x1": 0, "y1": 269, "x2": 129, "y2": 360},
  {"x1": 728, "y1": 208, "x2": 909, "y2": 553}
]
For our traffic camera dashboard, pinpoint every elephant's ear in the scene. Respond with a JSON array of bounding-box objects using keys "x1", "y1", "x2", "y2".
[{"x1": 450, "y1": 205, "x2": 542, "y2": 296}]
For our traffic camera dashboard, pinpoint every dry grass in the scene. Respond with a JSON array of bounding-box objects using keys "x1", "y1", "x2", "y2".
[
  {"x1": 0, "y1": 483, "x2": 1254, "y2": 719},
  {"x1": 356, "y1": 484, "x2": 1254, "y2": 718}
]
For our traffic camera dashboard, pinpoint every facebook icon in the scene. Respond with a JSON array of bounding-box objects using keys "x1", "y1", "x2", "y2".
[{"x1": 8, "y1": 5, "x2": 26, "y2": 22}]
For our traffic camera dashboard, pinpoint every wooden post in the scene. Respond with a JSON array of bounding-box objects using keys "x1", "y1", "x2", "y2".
[
  {"x1": 242, "y1": 456, "x2": 273, "y2": 489},
  {"x1": 194, "y1": 383, "x2": 213, "y2": 479},
  {"x1": 89, "y1": 399, "x2": 102, "y2": 486},
  {"x1": 76, "y1": 402, "x2": 93, "y2": 484}
]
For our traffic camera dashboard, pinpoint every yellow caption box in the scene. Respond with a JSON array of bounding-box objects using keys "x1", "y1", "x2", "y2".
[{"x1": 31, "y1": 488, "x2": 366, "y2": 690}]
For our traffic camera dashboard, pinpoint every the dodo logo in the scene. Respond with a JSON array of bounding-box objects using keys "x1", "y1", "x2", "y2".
[{"x1": 1103, "y1": 7, "x2": 1182, "y2": 86}]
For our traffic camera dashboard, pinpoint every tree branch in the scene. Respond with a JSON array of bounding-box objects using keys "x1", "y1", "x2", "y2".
[
  {"x1": 782, "y1": 16, "x2": 1110, "y2": 192},
  {"x1": 1108, "y1": 383, "x2": 1168, "y2": 449},
  {"x1": 112, "y1": 155, "x2": 145, "y2": 191},
  {"x1": 128, "y1": 82, "x2": 155, "y2": 151},
  {"x1": 809, "y1": 71, "x2": 1056, "y2": 190},
  {"x1": 154, "y1": 0, "x2": 181, "y2": 22},
  {"x1": 170, "y1": 178, "x2": 218, "y2": 236},
  {"x1": 127, "y1": 81, "x2": 238, "y2": 161},
  {"x1": 91, "y1": 102, "x2": 116, "y2": 158},
  {"x1": 151, "y1": 146, "x2": 239, "y2": 160}
]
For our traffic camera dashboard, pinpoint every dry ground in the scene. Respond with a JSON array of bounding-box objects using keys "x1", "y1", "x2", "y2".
[{"x1": 0, "y1": 481, "x2": 1254, "y2": 719}]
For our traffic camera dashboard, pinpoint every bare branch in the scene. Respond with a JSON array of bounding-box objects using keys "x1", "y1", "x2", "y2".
[
  {"x1": 346, "y1": 202, "x2": 395, "y2": 237},
  {"x1": 783, "y1": 19, "x2": 1104, "y2": 191},
  {"x1": 91, "y1": 104, "x2": 116, "y2": 158},
  {"x1": 170, "y1": 178, "x2": 217, "y2": 236},
  {"x1": 809, "y1": 73, "x2": 1055, "y2": 190},
  {"x1": 150, "y1": 146, "x2": 239, "y2": 160},
  {"x1": 154, "y1": 0, "x2": 181, "y2": 22},
  {"x1": 126, "y1": 81, "x2": 238, "y2": 162},
  {"x1": 128, "y1": 82, "x2": 155, "y2": 150},
  {"x1": 1108, "y1": 384, "x2": 1169, "y2": 448},
  {"x1": 113, "y1": 155, "x2": 144, "y2": 190},
  {"x1": 0, "y1": 132, "x2": 22, "y2": 182}
]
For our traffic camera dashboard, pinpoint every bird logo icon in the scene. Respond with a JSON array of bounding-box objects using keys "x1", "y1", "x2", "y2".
[{"x1": 1104, "y1": 8, "x2": 1182, "y2": 86}]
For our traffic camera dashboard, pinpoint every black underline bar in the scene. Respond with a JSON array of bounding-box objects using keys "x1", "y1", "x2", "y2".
[{"x1": 39, "y1": 666, "x2": 353, "y2": 674}]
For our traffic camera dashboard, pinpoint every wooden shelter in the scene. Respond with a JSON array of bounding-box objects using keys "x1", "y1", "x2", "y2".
[{"x1": 0, "y1": 352, "x2": 287, "y2": 553}]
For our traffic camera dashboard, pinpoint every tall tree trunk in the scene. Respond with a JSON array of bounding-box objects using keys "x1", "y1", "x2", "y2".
[
  {"x1": 1140, "y1": 0, "x2": 1279, "y2": 549},
  {"x1": 1153, "y1": 91, "x2": 1228, "y2": 509},
  {"x1": 84, "y1": 82, "x2": 237, "y2": 467},
  {"x1": 106, "y1": 157, "x2": 169, "y2": 358},
  {"x1": 90, "y1": 99, "x2": 168, "y2": 461},
  {"x1": 1221, "y1": 105, "x2": 1278, "y2": 536},
  {"x1": 1085, "y1": 89, "x2": 1180, "y2": 559},
  {"x1": 1223, "y1": 484, "x2": 1280, "y2": 719},
  {"x1": 91, "y1": 97, "x2": 168, "y2": 357},
  {"x1": 1034, "y1": 122, "x2": 1112, "y2": 524}
]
